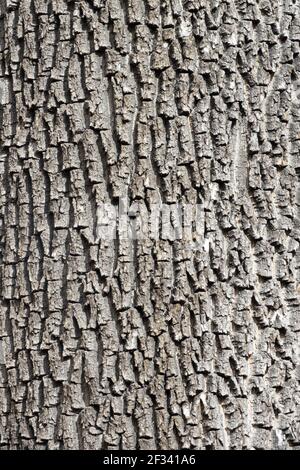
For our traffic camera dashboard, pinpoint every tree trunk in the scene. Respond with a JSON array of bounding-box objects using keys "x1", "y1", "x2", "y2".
[{"x1": 0, "y1": 0, "x2": 299, "y2": 450}]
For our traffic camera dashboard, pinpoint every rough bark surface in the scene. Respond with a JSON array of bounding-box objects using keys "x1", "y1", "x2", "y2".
[{"x1": 0, "y1": 0, "x2": 300, "y2": 450}]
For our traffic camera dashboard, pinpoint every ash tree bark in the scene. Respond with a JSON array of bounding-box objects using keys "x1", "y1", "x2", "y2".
[{"x1": 0, "y1": 0, "x2": 300, "y2": 450}]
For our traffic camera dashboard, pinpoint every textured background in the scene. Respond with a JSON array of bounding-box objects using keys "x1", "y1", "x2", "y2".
[{"x1": 0, "y1": 0, "x2": 299, "y2": 450}]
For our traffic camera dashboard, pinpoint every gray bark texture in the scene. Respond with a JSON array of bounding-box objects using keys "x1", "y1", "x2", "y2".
[{"x1": 0, "y1": 0, "x2": 300, "y2": 451}]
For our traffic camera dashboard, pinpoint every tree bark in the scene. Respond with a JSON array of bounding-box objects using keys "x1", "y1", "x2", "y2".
[{"x1": 0, "y1": 0, "x2": 299, "y2": 450}]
